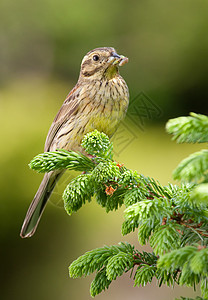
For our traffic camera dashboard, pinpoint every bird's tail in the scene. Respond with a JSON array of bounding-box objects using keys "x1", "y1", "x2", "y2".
[{"x1": 20, "y1": 171, "x2": 62, "y2": 238}]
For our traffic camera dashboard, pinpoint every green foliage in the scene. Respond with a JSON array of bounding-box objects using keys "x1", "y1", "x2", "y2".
[
  {"x1": 94, "y1": 186, "x2": 125, "y2": 212},
  {"x1": 81, "y1": 129, "x2": 113, "y2": 159},
  {"x1": 191, "y1": 184, "x2": 208, "y2": 204},
  {"x1": 134, "y1": 264, "x2": 156, "y2": 287},
  {"x1": 123, "y1": 197, "x2": 172, "y2": 229},
  {"x1": 158, "y1": 245, "x2": 208, "y2": 298},
  {"x1": 90, "y1": 268, "x2": 112, "y2": 297},
  {"x1": 166, "y1": 112, "x2": 208, "y2": 143},
  {"x1": 158, "y1": 246, "x2": 198, "y2": 273},
  {"x1": 172, "y1": 150, "x2": 208, "y2": 183},
  {"x1": 200, "y1": 278, "x2": 208, "y2": 300},
  {"x1": 29, "y1": 149, "x2": 94, "y2": 172},
  {"x1": 158, "y1": 111, "x2": 208, "y2": 300},
  {"x1": 30, "y1": 113, "x2": 208, "y2": 299},
  {"x1": 63, "y1": 174, "x2": 94, "y2": 215},
  {"x1": 150, "y1": 224, "x2": 181, "y2": 255},
  {"x1": 106, "y1": 251, "x2": 133, "y2": 280},
  {"x1": 69, "y1": 242, "x2": 134, "y2": 297},
  {"x1": 91, "y1": 161, "x2": 120, "y2": 184}
]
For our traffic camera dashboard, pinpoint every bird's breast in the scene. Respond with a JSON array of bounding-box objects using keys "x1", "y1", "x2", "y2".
[
  {"x1": 53, "y1": 76, "x2": 129, "y2": 152},
  {"x1": 82, "y1": 76, "x2": 129, "y2": 137}
]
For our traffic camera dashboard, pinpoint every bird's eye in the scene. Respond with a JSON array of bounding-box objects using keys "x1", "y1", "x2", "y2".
[{"x1": 93, "y1": 55, "x2": 99, "y2": 61}]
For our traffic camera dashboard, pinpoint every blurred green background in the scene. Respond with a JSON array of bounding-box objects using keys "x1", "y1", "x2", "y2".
[{"x1": 0, "y1": 0, "x2": 207, "y2": 299}]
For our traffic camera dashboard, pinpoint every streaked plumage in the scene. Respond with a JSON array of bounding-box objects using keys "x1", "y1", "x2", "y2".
[{"x1": 20, "y1": 47, "x2": 129, "y2": 238}]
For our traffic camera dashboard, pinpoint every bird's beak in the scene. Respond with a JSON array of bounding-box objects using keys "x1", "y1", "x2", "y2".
[{"x1": 108, "y1": 52, "x2": 129, "y2": 67}]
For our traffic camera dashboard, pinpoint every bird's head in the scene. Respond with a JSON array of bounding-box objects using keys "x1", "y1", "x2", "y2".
[{"x1": 79, "y1": 47, "x2": 128, "y2": 81}]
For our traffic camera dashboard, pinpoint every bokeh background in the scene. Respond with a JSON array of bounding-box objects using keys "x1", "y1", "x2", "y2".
[{"x1": 1, "y1": 0, "x2": 208, "y2": 299}]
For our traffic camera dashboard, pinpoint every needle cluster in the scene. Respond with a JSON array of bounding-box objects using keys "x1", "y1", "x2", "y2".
[{"x1": 30, "y1": 113, "x2": 208, "y2": 299}]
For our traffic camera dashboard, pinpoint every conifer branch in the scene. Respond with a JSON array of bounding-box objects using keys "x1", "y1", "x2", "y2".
[
  {"x1": 166, "y1": 112, "x2": 208, "y2": 143},
  {"x1": 29, "y1": 149, "x2": 95, "y2": 172},
  {"x1": 172, "y1": 150, "x2": 208, "y2": 183},
  {"x1": 29, "y1": 112, "x2": 208, "y2": 299},
  {"x1": 191, "y1": 183, "x2": 208, "y2": 205}
]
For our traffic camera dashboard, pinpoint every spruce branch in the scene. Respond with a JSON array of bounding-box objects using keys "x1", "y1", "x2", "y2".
[
  {"x1": 29, "y1": 149, "x2": 95, "y2": 172},
  {"x1": 173, "y1": 150, "x2": 208, "y2": 183},
  {"x1": 150, "y1": 224, "x2": 181, "y2": 255},
  {"x1": 191, "y1": 184, "x2": 208, "y2": 205},
  {"x1": 106, "y1": 251, "x2": 134, "y2": 280},
  {"x1": 81, "y1": 129, "x2": 113, "y2": 159},
  {"x1": 91, "y1": 160, "x2": 120, "y2": 184},
  {"x1": 166, "y1": 112, "x2": 208, "y2": 143},
  {"x1": 69, "y1": 242, "x2": 135, "y2": 297},
  {"x1": 28, "y1": 114, "x2": 208, "y2": 299},
  {"x1": 157, "y1": 245, "x2": 208, "y2": 292},
  {"x1": 134, "y1": 264, "x2": 156, "y2": 287},
  {"x1": 123, "y1": 197, "x2": 172, "y2": 228},
  {"x1": 63, "y1": 174, "x2": 94, "y2": 215},
  {"x1": 201, "y1": 277, "x2": 208, "y2": 299},
  {"x1": 90, "y1": 268, "x2": 112, "y2": 297}
]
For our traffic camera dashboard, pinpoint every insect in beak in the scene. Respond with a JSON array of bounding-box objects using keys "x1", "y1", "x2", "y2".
[{"x1": 108, "y1": 52, "x2": 129, "y2": 66}]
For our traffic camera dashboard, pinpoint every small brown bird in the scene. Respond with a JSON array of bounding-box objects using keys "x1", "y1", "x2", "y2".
[{"x1": 20, "y1": 47, "x2": 129, "y2": 238}]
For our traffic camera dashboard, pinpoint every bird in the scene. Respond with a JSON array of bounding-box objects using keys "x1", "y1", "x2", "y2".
[{"x1": 20, "y1": 47, "x2": 129, "y2": 238}]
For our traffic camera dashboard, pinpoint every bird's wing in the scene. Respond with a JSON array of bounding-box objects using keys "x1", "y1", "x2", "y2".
[{"x1": 44, "y1": 84, "x2": 81, "y2": 152}]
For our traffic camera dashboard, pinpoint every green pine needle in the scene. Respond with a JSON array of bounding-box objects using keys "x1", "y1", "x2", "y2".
[
  {"x1": 201, "y1": 277, "x2": 208, "y2": 299},
  {"x1": 63, "y1": 174, "x2": 94, "y2": 215},
  {"x1": 29, "y1": 149, "x2": 95, "y2": 173},
  {"x1": 137, "y1": 221, "x2": 153, "y2": 245},
  {"x1": 124, "y1": 197, "x2": 172, "y2": 228},
  {"x1": 134, "y1": 265, "x2": 156, "y2": 287},
  {"x1": 166, "y1": 112, "x2": 208, "y2": 143},
  {"x1": 191, "y1": 183, "x2": 208, "y2": 204},
  {"x1": 28, "y1": 118, "x2": 208, "y2": 299},
  {"x1": 81, "y1": 129, "x2": 113, "y2": 159},
  {"x1": 90, "y1": 268, "x2": 112, "y2": 297},
  {"x1": 91, "y1": 160, "x2": 120, "y2": 184},
  {"x1": 158, "y1": 246, "x2": 196, "y2": 269},
  {"x1": 150, "y1": 224, "x2": 181, "y2": 255},
  {"x1": 106, "y1": 252, "x2": 134, "y2": 280},
  {"x1": 173, "y1": 149, "x2": 208, "y2": 182},
  {"x1": 69, "y1": 246, "x2": 114, "y2": 278}
]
